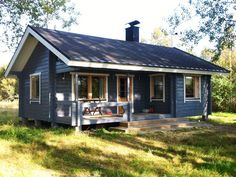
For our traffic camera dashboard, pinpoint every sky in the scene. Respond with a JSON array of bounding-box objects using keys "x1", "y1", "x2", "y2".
[{"x1": 1, "y1": 0, "x2": 205, "y2": 67}]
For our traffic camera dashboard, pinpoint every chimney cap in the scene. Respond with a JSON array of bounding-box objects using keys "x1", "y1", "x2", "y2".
[{"x1": 127, "y1": 20, "x2": 140, "y2": 27}]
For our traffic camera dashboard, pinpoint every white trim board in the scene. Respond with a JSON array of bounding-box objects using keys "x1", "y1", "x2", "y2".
[
  {"x1": 68, "y1": 60, "x2": 225, "y2": 75},
  {"x1": 183, "y1": 75, "x2": 201, "y2": 103},
  {"x1": 29, "y1": 72, "x2": 41, "y2": 104},
  {"x1": 5, "y1": 26, "x2": 228, "y2": 77},
  {"x1": 5, "y1": 26, "x2": 70, "y2": 77}
]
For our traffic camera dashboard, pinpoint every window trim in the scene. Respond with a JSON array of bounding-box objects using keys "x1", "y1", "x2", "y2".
[
  {"x1": 183, "y1": 75, "x2": 201, "y2": 103},
  {"x1": 116, "y1": 74, "x2": 134, "y2": 113},
  {"x1": 71, "y1": 73, "x2": 109, "y2": 102},
  {"x1": 149, "y1": 74, "x2": 165, "y2": 102},
  {"x1": 29, "y1": 72, "x2": 41, "y2": 104}
]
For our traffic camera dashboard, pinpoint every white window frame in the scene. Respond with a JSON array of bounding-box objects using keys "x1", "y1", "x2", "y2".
[
  {"x1": 30, "y1": 72, "x2": 41, "y2": 104},
  {"x1": 149, "y1": 74, "x2": 165, "y2": 102},
  {"x1": 184, "y1": 75, "x2": 201, "y2": 103}
]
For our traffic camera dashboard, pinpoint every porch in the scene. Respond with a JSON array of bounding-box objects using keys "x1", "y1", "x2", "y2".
[{"x1": 55, "y1": 100, "x2": 172, "y2": 129}]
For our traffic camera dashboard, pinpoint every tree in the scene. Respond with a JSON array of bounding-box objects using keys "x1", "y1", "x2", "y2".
[
  {"x1": 200, "y1": 48, "x2": 215, "y2": 61},
  {"x1": 168, "y1": 0, "x2": 236, "y2": 60},
  {"x1": 142, "y1": 27, "x2": 172, "y2": 47},
  {"x1": 210, "y1": 49, "x2": 236, "y2": 112},
  {"x1": 0, "y1": 0, "x2": 79, "y2": 49},
  {"x1": 0, "y1": 66, "x2": 18, "y2": 101}
]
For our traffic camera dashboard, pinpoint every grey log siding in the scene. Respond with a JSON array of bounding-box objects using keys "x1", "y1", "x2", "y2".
[
  {"x1": 21, "y1": 43, "x2": 50, "y2": 121},
  {"x1": 133, "y1": 73, "x2": 149, "y2": 113},
  {"x1": 18, "y1": 74, "x2": 24, "y2": 118},
  {"x1": 55, "y1": 72, "x2": 72, "y2": 124},
  {"x1": 133, "y1": 73, "x2": 171, "y2": 114},
  {"x1": 175, "y1": 74, "x2": 210, "y2": 117},
  {"x1": 54, "y1": 67, "x2": 171, "y2": 114}
]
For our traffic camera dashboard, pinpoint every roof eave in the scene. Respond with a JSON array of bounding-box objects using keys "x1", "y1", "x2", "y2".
[{"x1": 67, "y1": 60, "x2": 228, "y2": 75}]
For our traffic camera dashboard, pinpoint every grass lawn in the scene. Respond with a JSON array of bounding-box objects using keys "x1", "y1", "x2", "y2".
[
  {"x1": 0, "y1": 104, "x2": 235, "y2": 176},
  {"x1": 190, "y1": 112, "x2": 236, "y2": 128}
]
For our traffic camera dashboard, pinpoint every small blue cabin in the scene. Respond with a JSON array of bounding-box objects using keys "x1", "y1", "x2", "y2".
[{"x1": 5, "y1": 22, "x2": 228, "y2": 130}]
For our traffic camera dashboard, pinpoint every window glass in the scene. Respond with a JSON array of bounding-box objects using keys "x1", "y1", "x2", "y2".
[
  {"x1": 185, "y1": 76, "x2": 200, "y2": 99},
  {"x1": 78, "y1": 76, "x2": 88, "y2": 99},
  {"x1": 119, "y1": 77, "x2": 127, "y2": 99},
  {"x1": 75, "y1": 75, "x2": 107, "y2": 100},
  {"x1": 30, "y1": 74, "x2": 40, "y2": 101},
  {"x1": 92, "y1": 76, "x2": 105, "y2": 99},
  {"x1": 151, "y1": 75, "x2": 164, "y2": 100},
  {"x1": 186, "y1": 76, "x2": 194, "y2": 97}
]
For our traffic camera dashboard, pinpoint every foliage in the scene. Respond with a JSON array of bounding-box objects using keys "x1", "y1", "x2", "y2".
[
  {"x1": 212, "y1": 75, "x2": 234, "y2": 112},
  {"x1": 211, "y1": 49, "x2": 236, "y2": 112},
  {"x1": 168, "y1": 0, "x2": 236, "y2": 60},
  {"x1": 142, "y1": 27, "x2": 172, "y2": 47},
  {"x1": 0, "y1": 66, "x2": 18, "y2": 101},
  {"x1": 201, "y1": 48, "x2": 215, "y2": 61},
  {"x1": 0, "y1": 0, "x2": 79, "y2": 49},
  {"x1": 0, "y1": 108, "x2": 235, "y2": 176}
]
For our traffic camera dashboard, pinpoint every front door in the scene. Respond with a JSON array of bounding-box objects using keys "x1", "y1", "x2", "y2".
[{"x1": 117, "y1": 76, "x2": 133, "y2": 113}]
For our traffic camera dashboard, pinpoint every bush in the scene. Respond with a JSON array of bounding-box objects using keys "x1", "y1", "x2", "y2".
[
  {"x1": 0, "y1": 66, "x2": 18, "y2": 101},
  {"x1": 212, "y1": 75, "x2": 235, "y2": 112}
]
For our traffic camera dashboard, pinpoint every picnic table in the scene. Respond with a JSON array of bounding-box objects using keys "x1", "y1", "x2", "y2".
[{"x1": 81, "y1": 98, "x2": 106, "y2": 115}]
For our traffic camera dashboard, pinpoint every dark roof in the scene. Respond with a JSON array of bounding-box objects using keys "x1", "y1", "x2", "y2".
[{"x1": 30, "y1": 26, "x2": 229, "y2": 73}]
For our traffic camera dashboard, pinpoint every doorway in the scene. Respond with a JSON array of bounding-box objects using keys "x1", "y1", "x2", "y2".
[{"x1": 117, "y1": 75, "x2": 134, "y2": 113}]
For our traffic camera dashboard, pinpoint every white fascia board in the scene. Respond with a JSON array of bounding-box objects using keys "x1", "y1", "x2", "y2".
[
  {"x1": 5, "y1": 26, "x2": 71, "y2": 77},
  {"x1": 27, "y1": 27, "x2": 70, "y2": 65},
  {"x1": 67, "y1": 60, "x2": 226, "y2": 75},
  {"x1": 5, "y1": 28, "x2": 31, "y2": 77}
]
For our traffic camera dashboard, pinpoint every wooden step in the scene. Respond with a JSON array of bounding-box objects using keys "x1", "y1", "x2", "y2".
[
  {"x1": 120, "y1": 118, "x2": 189, "y2": 127},
  {"x1": 110, "y1": 121, "x2": 212, "y2": 134}
]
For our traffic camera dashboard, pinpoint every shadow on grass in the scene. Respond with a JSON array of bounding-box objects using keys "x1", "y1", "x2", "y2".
[
  {"x1": 0, "y1": 126, "x2": 234, "y2": 176},
  {"x1": 10, "y1": 140, "x2": 170, "y2": 176},
  {"x1": 91, "y1": 128, "x2": 236, "y2": 176}
]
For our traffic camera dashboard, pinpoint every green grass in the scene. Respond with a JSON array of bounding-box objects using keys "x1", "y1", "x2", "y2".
[
  {"x1": 190, "y1": 112, "x2": 236, "y2": 127},
  {"x1": 0, "y1": 107, "x2": 235, "y2": 176}
]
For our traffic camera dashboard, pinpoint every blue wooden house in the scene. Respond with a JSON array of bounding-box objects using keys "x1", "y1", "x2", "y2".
[{"x1": 5, "y1": 21, "x2": 228, "y2": 130}]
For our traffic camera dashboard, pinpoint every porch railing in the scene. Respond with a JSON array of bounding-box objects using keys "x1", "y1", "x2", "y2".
[{"x1": 56, "y1": 101, "x2": 132, "y2": 129}]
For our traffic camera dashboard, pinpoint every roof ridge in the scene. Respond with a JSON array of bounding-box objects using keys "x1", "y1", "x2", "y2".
[{"x1": 29, "y1": 26, "x2": 173, "y2": 49}]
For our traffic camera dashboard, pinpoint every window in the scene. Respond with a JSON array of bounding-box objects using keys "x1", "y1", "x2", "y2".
[
  {"x1": 150, "y1": 75, "x2": 165, "y2": 101},
  {"x1": 74, "y1": 74, "x2": 107, "y2": 100},
  {"x1": 184, "y1": 75, "x2": 201, "y2": 101},
  {"x1": 92, "y1": 76, "x2": 106, "y2": 99},
  {"x1": 30, "y1": 73, "x2": 41, "y2": 103},
  {"x1": 78, "y1": 76, "x2": 88, "y2": 99},
  {"x1": 119, "y1": 77, "x2": 127, "y2": 99}
]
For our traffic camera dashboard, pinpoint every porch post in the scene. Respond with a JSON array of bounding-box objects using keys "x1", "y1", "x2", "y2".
[
  {"x1": 49, "y1": 52, "x2": 57, "y2": 127},
  {"x1": 127, "y1": 75, "x2": 130, "y2": 101},
  {"x1": 74, "y1": 73, "x2": 83, "y2": 131},
  {"x1": 71, "y1": 101, "x2": 77, "y2": 126},
  {"x1": 127, "y1": 75, "x2": 132, "y2": 121},
  {"x1": 76, "y1": 101, "x2": 83, "y2": 131},
  {"x1": 75, "y1": 73, "x2": 78, "y2": 100},
  {"x1": 170, "y1": 74, "x2": 176, "y2": 117}
]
